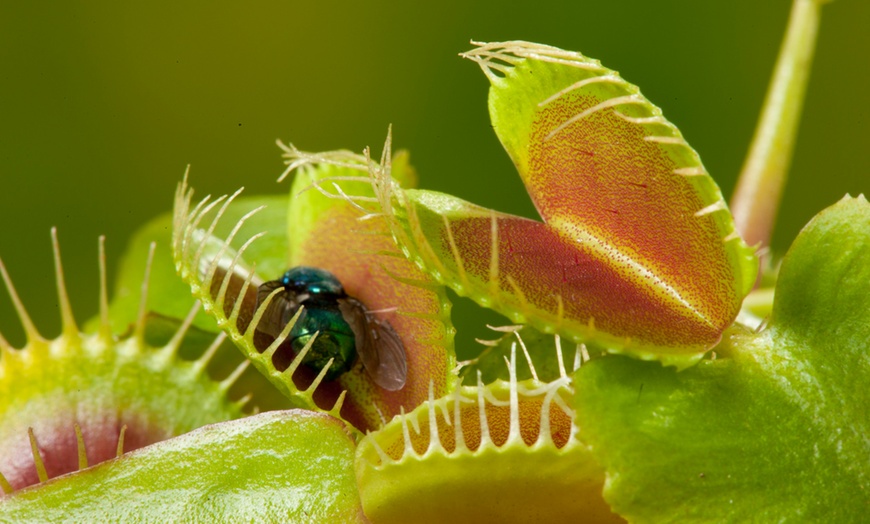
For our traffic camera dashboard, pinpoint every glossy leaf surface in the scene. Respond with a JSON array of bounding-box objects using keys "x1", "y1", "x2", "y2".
[
  {"x1": 282, "y1": 150, "x2": 457, "y2": 430},
  {"x1": 375, "y1": 42, "x2": 756, "y2": 366},
  {"x1": 574, "y1": 196, "x2": 870, "y2": 522},
  {"x1": 0, "y1": 230, "x2": 247, "y2": 493},
  {"x1": 0, "y1": 333, "x2": 244, "y2": 492},
  {"x1": 0, "y1": 411, "x2": 366, "y2": 523},
  {"x1": 356, "y1": 364, "x2": 622, "y2": 524}
]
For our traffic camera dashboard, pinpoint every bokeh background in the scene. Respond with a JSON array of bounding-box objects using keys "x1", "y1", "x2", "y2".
[{"x1": 1, "y1": 0, "x2": 868, "y2": 347}]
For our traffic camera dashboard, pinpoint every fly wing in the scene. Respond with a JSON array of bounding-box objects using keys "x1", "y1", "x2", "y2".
[
  {"x1": 337, "y1": 298, "x2": 371, "y2": 367},
  {"x1": 255, "y1": 280, "x2": 303, "y2": 339},
  {"x1": 365, "y1": 317, "x2": 407, "y2": 391},
  {"x1": 338, "y1": 298, "x2": 408, "y2": 391}
]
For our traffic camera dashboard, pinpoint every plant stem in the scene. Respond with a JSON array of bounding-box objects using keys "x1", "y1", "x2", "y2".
[{"x1": 730, "y1": 0, "x2": 829, "y2": 249}]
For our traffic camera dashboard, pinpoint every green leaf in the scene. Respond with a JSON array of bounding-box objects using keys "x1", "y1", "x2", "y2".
[
  {"x1": 104, "y1": 194, "x2": 294, "y2": 413},
  {"x1": 371, "y1": 42, "x2": 757, "y2": 367},
  {"x1": 0, "y1": 411, "x2": 366, "y2": 523},
  {"x1": 280, "y1": 147, "x2": 457, "y2": 430},
  {"x1": 573, "y1": 195, "x2": 870, "y2": 522},
  {"x1": 172, "y1": 149, "x2": 456, "y2": 432},
  {"x1": 771, "y1": 194, "x2": 870, "y2": 346},
  {"x1": 0, "y1": 229, "x2": 249, "y2": 492},
  {"x1": 355, "y1": 373, "x2": 621, "y2": 524},
  {"x1": 105, "y1": 194, "x2": 289, "y2": 337}
]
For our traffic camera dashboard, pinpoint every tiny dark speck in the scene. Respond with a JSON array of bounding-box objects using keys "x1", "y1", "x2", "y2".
[{"x1": 238, "y1": 123, "x2": 242, "y2": 127}]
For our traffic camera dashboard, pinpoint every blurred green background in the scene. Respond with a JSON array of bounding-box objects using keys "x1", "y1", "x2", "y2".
[{"x1": 1, "y1": 0, "x2": 867, "y2": 347}]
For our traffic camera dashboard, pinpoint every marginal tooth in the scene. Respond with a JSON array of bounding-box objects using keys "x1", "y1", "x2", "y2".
[
  {"x1": 220, "y1": 359, "x2": 250, "y2": 393},
  {"x1": 180, "y1": 195, "x2": 217, "y2": 268},
  {"x1": 27, "y1": 428, "x2": 48, "y2": 483},
  {"x1": 399, "y1": 407, "x2": 412, "y2": 460},
  {"x1": 331, "y1": 390, "x2": 348, "y2": 418},
  {"x1": 476, "y1": 371, "x2": 490, "y2": 449},
  {"x1": 371, "y1": 434, "x2": 393, "y2": 466},
  {"x1": 162, "y1": 301, "x2": 202, "y2": 361},
  {"x1": 116, "y1": 425, "x2": 128, "y2": 457},
  {"x1": 133, "y1": 243, "x2": 157, "y2": 344},
  {"x1": 0, "y1": 257, "x2": 42, "y2": 343},
  {"x1": 97, "y1": 236, "x2": 112, "y2": 343},
  {"x1": 51, "y1": 228, "x2": 79, "y2": 337},
  {"x1": 426, "y1": 380, "x2": 440, "y2": 454},
  {"x1": 673, "y1": 166, "x2": 707, "y2": 177},
  {"x1": 234, "y1": 392, "x2": 254, "y2": 412},
  {"x1": 508, "y1": 344, "x2": 520, "y2": 445},
  {"x1": 245, "y1": 286, "x2": 286, "y2": 345},
  {"x1": 306, "y1": 356, "x2": 334, "y2": 394},
  {"x1": 226, "y1": 263, "x2": 257, "y2": 333},
  {"x1": 452, "y1": 385, "x2": 466, "y2": 452},
  {"x1": 283, "y1": 324, "x2": 315, "y2": 378},
  {"x1": 514, "y1": 331, "x2": 539, "y2": 382},
  {"x1": 191, "y1": 189, "x2": 245, "y2": 281},
  {"x1": 643, "y1": 135, "x2": 686, "y2": 145},
  {"x1": 555, "y1": 334, "x2": 568, "y2": 379},
  {"x1": 202, "y1": 204, "x2": 265, "y2": 290},
  {"x1": 0, "y1": 470, "x2": 12, "y2": 494},
  {"x1": 191, "y1": 332, "x2": 227, "y2": 376},
  {"x1": 74, "y1": 422, "x2": 88, "y2": 470},
  {"x1": 694, "y1": 199, "x2": 728, "y2": 217}
]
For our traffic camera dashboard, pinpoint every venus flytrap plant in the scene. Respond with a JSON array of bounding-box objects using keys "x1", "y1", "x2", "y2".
[
  {"x1": 171, "y1": 147, "x2": 458, "y2": 433},
  {"x1": 1, "y1": 0, "x2": 866, "y2": 521},
  {"x1": 354, "y1": 346, "x2": 617, "y2": 524},
  {"x1": 573, "y1": 194, "x2": 870, "y2": 522},
  {"x1": 0, "y1": 232, "x2": 250, "y2": 493},
  {"x1": 385, "y1": 41, "x2": 759, "y2": 367},
  {"x1": 259, "y1": 144, "x2": 622, "y2": 522}
]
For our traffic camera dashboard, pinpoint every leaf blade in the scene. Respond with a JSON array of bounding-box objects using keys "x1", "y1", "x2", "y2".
[
  {"x1": 457, "y1": 41, "x2": 758, "y2": 363},
  {"x1": 0, "y1": 411, "x2": 366, "y2": 522},
  {"x1": 573, "y1": 196, "x2": 870, "y2": 521}
]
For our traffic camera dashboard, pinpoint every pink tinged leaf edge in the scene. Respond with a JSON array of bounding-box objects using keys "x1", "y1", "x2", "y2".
[
  {"x1": 438, "y1": 41, "x2": 759, "y2": 363},
  {"x1": 399, "y1": 191, "x2": 729, "y2": 362},
  {"x1": 283, "y1": 159, "x2": 457, "y2": 430}
]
